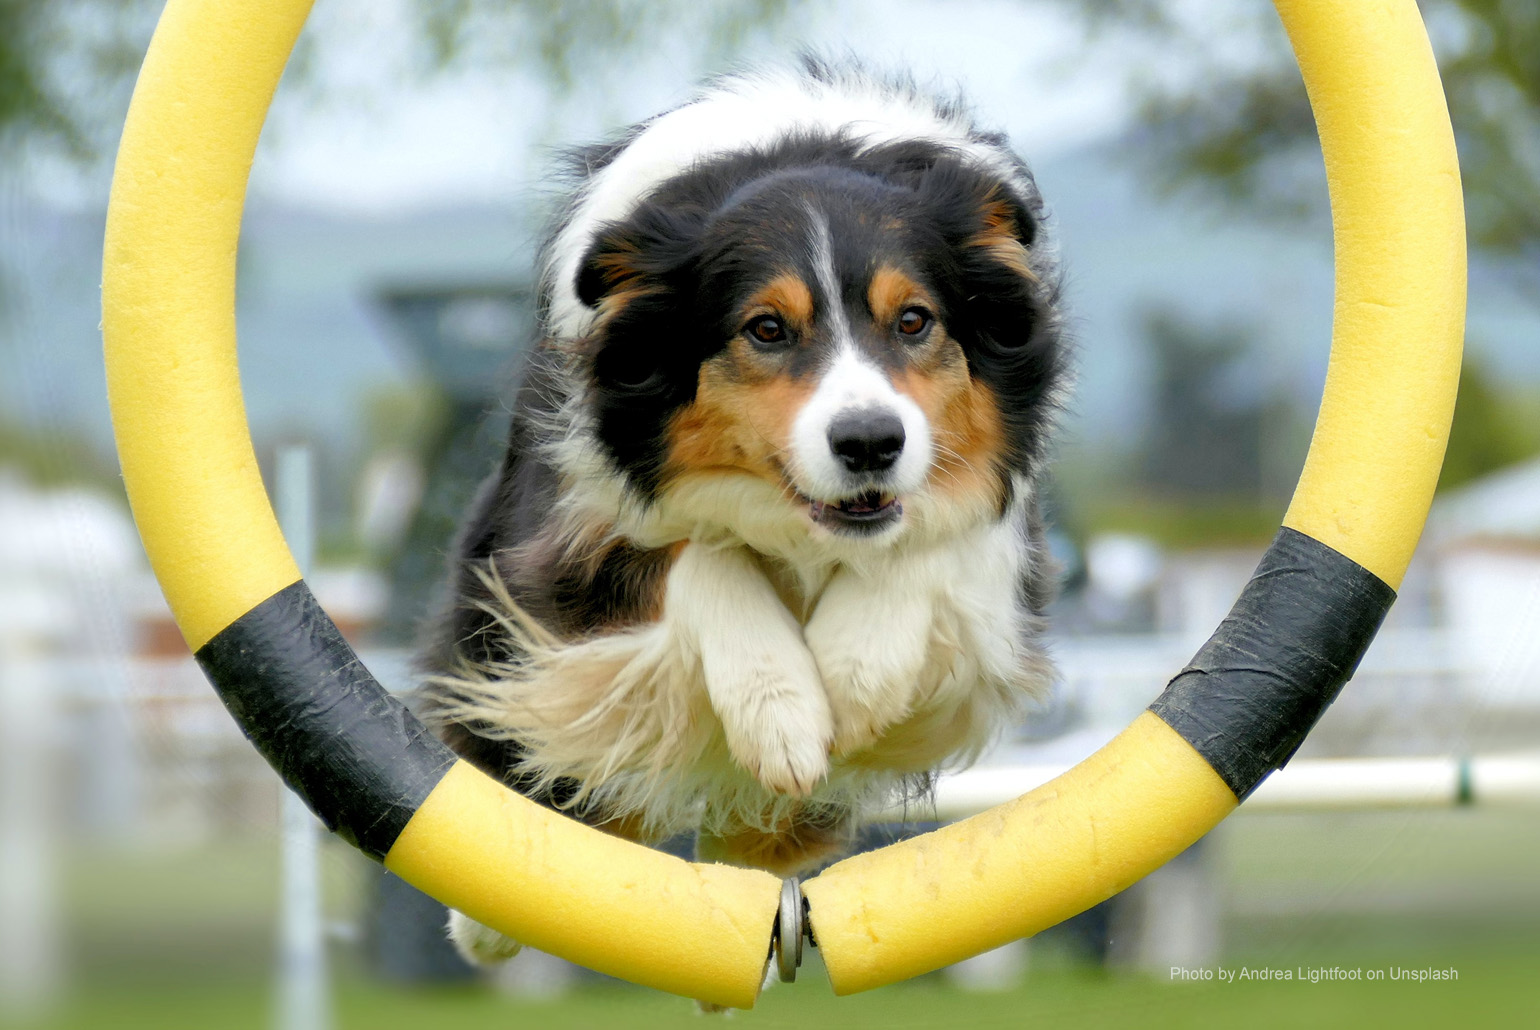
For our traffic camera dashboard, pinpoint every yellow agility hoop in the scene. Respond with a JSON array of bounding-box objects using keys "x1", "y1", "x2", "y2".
[{"x1": 101, "y1": 0, "x2": 1463, "y2": 1005}]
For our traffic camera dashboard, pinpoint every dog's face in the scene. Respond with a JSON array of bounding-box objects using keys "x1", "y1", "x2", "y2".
[{"x1": 574, "y1": 141, "x2": 1062, "y2": 542}]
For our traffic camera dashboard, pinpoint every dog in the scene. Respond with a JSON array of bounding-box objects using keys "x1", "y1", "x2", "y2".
[{"x1": 416, "y1": 57, "x2": 1068, "y2": 968}]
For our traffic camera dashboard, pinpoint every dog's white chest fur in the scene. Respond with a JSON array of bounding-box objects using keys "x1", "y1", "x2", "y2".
[{"x1": 677, "y1": 515, "x2": 1042, "y2": 788}]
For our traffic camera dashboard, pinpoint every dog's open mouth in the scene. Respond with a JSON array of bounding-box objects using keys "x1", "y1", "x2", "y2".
[{"x1": 808, "y1": 489, "x2": 902, "y2": 533}]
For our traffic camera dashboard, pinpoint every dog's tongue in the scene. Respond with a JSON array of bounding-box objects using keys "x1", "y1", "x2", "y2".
[{"x1": 839, "y1": 490, "x2": 887, "y2": 514}]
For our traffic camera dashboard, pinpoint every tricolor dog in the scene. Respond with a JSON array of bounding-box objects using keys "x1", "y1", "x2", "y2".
[{"x1": 417, "y1": 59, "x2": 1068, "y2": 965}]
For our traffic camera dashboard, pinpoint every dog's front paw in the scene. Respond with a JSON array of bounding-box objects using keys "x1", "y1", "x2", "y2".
[
  {"x1": 715, "y1": 662, "x2": 832, "y2": 796},
  {"x1": 817, "y1": 654, "x2": 922, "y2": 757},
  {"x1": 447, "y1": 909, "x2": 523, "y2": 966},
  {"x1": 674, "y1": 543, "x2": 834, "y2": 797},
  {"x1": 805, "y1": 576, "x2": 933, "y2": 757}
]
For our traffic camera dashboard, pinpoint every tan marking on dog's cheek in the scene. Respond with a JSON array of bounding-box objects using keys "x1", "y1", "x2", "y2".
[
  {"x1": 891, "y1": 336, "x2": 970, "y2": 435},
  {"x1": 662, "y1": 359, "x2": 811, "y2": 488},
  {"x1": 893, "y1": 341, "x2": 1008, "y2": 509}
]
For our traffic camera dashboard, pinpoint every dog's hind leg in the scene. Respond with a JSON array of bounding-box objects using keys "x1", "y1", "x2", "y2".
[{"x1": 446, "y1": 909, "x2": 523, "y2": 966}]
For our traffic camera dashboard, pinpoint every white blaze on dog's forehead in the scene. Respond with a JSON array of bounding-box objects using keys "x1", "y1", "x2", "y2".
[
  {"x1": 805, "y1": 206, "x2": 852, "y2": 344},
  {"x1": 546, "y1": 66, "x2": 1033, "y2": 342}
]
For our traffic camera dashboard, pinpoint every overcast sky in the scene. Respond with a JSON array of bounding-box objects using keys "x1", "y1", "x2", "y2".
[
  {"x1": 237, "y1": 0, "x2": 1139, "y2": 213},
  {"x1": 12, "y1": 0, "x2": 1249, "y2": 215}
]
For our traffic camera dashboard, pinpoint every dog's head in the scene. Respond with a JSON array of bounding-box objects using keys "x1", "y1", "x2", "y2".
[{"x1": 551, "y1": 77, "x2": 1065, "y2": 547}]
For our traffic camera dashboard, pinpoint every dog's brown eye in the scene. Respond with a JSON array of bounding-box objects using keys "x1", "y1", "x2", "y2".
[
  {"x1": 745, "y1": 315, "x2": 788, "y2": 347},
  {"x1": 897, "y1": 307, "x2": 931, "y2": 337}
]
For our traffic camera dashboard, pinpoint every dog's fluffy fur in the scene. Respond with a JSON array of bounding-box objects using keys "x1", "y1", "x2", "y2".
[{"x1": 416, "y1": 58, "x2": 1068, "y2": 965}]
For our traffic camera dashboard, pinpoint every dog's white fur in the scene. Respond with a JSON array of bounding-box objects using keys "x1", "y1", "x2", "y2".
[
  {"x1": 431, "y1": 500, "x2": 1049, "y2": 834},
  {"x1": 791, "y1": 347, "x2": 935, "y2": 503}
]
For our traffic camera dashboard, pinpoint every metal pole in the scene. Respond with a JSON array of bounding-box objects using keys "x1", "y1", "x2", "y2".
[{"x1": 275, "y1": 445, "x2": 330, "y2": 1030}]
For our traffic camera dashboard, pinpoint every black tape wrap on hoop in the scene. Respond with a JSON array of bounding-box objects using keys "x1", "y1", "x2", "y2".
[
  {"x1": 194, "y1": 581, "x2": 457, "y2": 859},
  {"x1": 1149, "y1": 527, "x2": 1396, "y2": 800}
]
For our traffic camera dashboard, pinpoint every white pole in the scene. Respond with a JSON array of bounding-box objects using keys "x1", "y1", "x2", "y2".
[
  {"x1": 275, "y1": 445, "x2": 330, "y2": 1030},
  {"x1": 0, "y1": 597, "x2": 65, "y2": 1019}
]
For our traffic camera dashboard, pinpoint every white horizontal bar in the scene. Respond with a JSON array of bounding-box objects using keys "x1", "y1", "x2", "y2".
[{"x1": 870, "y1": 755, "x2": 1540, "y2": 823}]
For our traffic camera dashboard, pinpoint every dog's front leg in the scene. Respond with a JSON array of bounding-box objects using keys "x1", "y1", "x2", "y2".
[
  {"x1": 669, "y1": 542, "x2": 832, "y2": 796},
  {"x1": 805, "y1": 561, "x2": 936, "y2": 757}
]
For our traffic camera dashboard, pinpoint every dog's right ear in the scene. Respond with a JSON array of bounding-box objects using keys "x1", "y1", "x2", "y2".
[
  {"x1": 572, "y1": 200, "x2": 708, "y2": 309},
  {"x1": 575, "y1": 249, "x2": 607, "y2": 309},
  {"x1": 575, "y1": 234, "x2": 635, "y2": 309},
  {"x1": 575, "y1": 204, "x2": 706, "y2": 310}
]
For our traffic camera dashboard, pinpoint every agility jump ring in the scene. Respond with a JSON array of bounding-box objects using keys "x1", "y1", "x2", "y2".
[{"x1": 102, "y1": 0, "x2": 1463, "y2": 1006}]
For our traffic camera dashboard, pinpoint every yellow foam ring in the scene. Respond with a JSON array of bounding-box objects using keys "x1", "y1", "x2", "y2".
[
  {"x1": 803, "y1": 713, "x2": 1237, "y2": 995},
  {"x1": 385, "y1": 762, "x2": 783, "y2": 1009},
  {"x1": 102, "y1": 0, "x2": 312, "y2": 650},
  {"x1": 1276, "y1": 0, "x2": 1466, "y2": 589}
]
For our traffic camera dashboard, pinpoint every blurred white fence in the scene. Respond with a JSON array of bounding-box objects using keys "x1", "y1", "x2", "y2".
[{"x1": 9, "y1": 623, "x2": 1535, "y2": 849}]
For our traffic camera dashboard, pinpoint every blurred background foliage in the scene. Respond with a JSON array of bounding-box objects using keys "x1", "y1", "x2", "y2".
[
  {"x1": 1050, "y1": 0, "x2": 1540, "y2": 273},
  {"x1": 1037, "y1": 0, "x2": 1540, "y2": 519},
  {"x1": 7, "y1": 0, "x2": 1539, "y2": 258},
  {"x1": 0, "y1": 0, "x2": 802, "y2": 161}
]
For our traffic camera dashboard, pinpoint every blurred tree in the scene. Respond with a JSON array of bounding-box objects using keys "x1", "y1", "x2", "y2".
[
  {"x1": 1135, "y1": 306, "x2": 1298, "y2": 501},
  {"x1": 407, "y1": 0, "x2": 799, "y2": 91},
  {"x1": 0, "y1": 0, "x2": 158, "y2": 161},
  {"x1": 0, "y1": 417, "x2": 117, "y2": 488},
  {"x1": 1043, "y1": 1, "x2": 1540, "y2": 276},
  {"x1": 0, "y1": 0, "x2": 798, "y2": 163},
  {"x1": 0, "y1": 1, "x2": 74, "y2": 151}
]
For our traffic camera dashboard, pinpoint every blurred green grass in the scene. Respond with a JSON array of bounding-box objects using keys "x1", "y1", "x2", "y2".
[
  {"x1": 18, "y1": 807, "x2": 1540, "y2": 1029},
  {"x1": 25, "y1": 959, "x2": 1537, "y2": 1030}
]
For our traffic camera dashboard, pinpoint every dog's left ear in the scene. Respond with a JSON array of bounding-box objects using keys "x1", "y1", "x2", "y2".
[
  {"x1": 917, "y1": 167, "x2": 1050, "y2": 349},
  {"x1": 920, "y1": 168, "x2": 1064, "y2": 476},
  {"x1": 913, "y1": 161, "x2": 1045, "y2": 290},
  {"x1": 974, "y1": 190, "x2": 1038, "y2": 266}
]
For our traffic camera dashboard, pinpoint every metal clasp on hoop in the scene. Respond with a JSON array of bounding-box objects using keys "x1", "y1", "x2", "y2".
[{"x1": 773, "y1": 878, "x2": 808, "y2": 982}]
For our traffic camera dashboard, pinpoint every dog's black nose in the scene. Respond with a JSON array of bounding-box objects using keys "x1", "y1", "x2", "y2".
[{"x1": 828, "y1": 408, "x2": 905, "y2": 473}]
